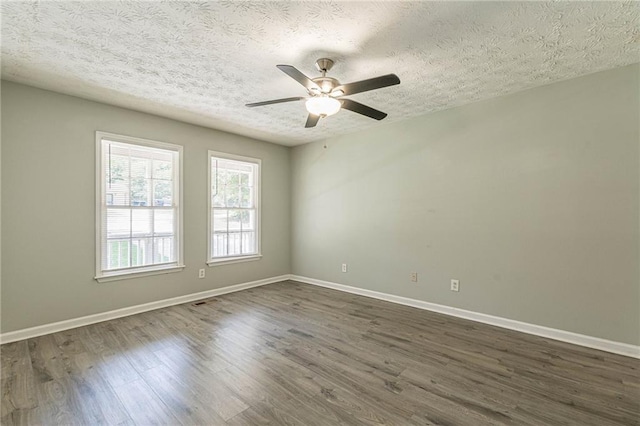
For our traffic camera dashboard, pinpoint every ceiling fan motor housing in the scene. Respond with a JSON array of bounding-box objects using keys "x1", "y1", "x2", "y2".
[{"x1": 311, "y1": 76, "x2": 340, "y2": 94}]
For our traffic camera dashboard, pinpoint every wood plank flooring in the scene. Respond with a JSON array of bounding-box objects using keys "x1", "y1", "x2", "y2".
[{"x1": 1, "y1": 280, "x2": 638, "y2": 425}]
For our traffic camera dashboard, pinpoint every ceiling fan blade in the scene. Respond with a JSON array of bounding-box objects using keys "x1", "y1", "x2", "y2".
[
  {"x1": 335, "y1": 74, "x2": 400, "y2": 96},
  {"x1": 277, "y1": 65, "x2": 321, "y2": 92},
  {"x1": 305, "y1": 114, "x2": 320, "y2": 128},
  {"x1": 246, "y1": 97, "x2": 305, "y2": 107},
  {"x1": 340, "y1": 99, "x2": 387, "y2": 120}
]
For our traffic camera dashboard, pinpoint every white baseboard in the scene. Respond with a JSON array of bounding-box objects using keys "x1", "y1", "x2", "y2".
[
  {"x1": 4, "y1": 273, "x2": 638, "y2": 359},
  {"x1": 0, "y1": 275, "x2": 289, "y2": 344},
  {"x1": 290, "y1": 275, "x2": 640, "y2": 359}
]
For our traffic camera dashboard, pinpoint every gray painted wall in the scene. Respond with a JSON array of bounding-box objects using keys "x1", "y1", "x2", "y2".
[
  {"x1": 1, "y1": 81, "x2": 290, "y2": 332},
  {"x1": 291, "y1": 64, "x2": 639, "y2": 345},
  {"x1": 2, "y1": 65, "x2": 638, "y2": 345}
]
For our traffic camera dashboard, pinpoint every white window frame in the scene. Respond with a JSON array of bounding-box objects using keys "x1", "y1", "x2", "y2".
[
  {"x1": 208, "y1": 151, "x2": 262, "y2": 266},
  {"x1": 95, "y1": 131, "x2": 184, "y2": 282}
]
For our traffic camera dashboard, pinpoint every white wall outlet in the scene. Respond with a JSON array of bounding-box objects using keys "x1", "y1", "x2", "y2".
[
  {"x1": 451, "y1": 279, "x2": 460, "y2": 292},
  {"x1": 341, "y1": 263, "x2": 348, "y2": 273},
  {"x1": 410, "y1": 272, "x2": 418, "y2": 282},
  {"x1": 198, "y1": 269, "x2": 206, "y2": 279}
]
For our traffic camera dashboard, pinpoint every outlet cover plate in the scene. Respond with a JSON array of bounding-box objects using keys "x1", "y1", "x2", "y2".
[{"x1": 451, "y1": 279, "x2": 460, "y2": 292}]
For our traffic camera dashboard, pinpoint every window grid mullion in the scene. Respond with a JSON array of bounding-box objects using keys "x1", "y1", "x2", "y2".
[
  {"x1": 128, "y1": 148, "x2": 133, "y2": 269},
  {"x1": 106, "y1": 205, "x2": 174, "y2": 210},
  {"x1": 150, "y1": 157, "x2": 154, "y2": 265},
  {"x1": 240, "y1": 184, "x2": 244, "y2": 254},
  {"x1": 226, "y1": 209, "x2": 230, "y2": 256}
]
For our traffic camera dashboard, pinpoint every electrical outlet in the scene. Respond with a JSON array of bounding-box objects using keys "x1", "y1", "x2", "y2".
[
  {"x1": 341, "y1": 263, "x2": 348, "y2": 273},
  {"x1": 410, "y1": 272, "x2": 418, "y2": 282},
  {"x1": 198, "y1": 269, "x2": 206, "y2": 279},
  {"x1": 451, "y1": 279, "x2": 459, "y2": 292}
]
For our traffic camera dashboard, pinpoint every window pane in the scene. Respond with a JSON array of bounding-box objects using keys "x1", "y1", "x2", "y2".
[
  {"x1": 228, "y1": 209, "x2": 243, "y2": 231},
  {"x1": 241, "y1": 210, "x2": 255, "y2": 231},
  {"x1": 154, "y1": 236, "x2": 174, "y2": 263},
  {"x1": 153, "y1": 180, "x2": 172, "y2": 206},
  {"x1": 131, "y1": 238, "x2": 153, "y2": 267},
  {"x1": 108, "y1": 154, "x2": 129, "y2": 181},
  {"x1": 241, "y1": 232, "x2": 256, "y2": 254},
  {"x1": 213, "y1": 210, "x2": 228, "y2": 233},
  {"x1": 212, "y1": 188, "x2": 223, "y2": 207},
  {"x1": 227, "y1": 232, "x2": 242, "y2": 256},
  {"x1": 216, "y1": 167, "x2": 228, "y2": 186},
  {"x1": 154, "y1": 210, "x2": 174, "y2": 235},
  {"x1": 213, "y1": 233, "x2": 227, "y2": 257},
  {"x1": 130, "y1": 156, "x2": 151, "y2": 206},
  {"x1": 107, "y1": 209, "x2": 131, "y2": 238},
  {"x1": 226, "y1": 183, "x2": 240, "y2": 207},
  {"x1": 240, "y1": 187, "x2": 252, "y2": 208},
  {"x1": 107, "y1": 185, "x2": 129, "y2": 206},
  {"x1": 108, "y1": 240, "x2": 130, "y2": 269},
  {"x1": 212, "y1": 184, "x2": 225, "y2": 207},
  {"x1": 130, "y1": 155, "x2": 151, "y2": 178},
  {"x1": 131, "y1": 178, "x2": 150, "y2": 206},
  {"x1": 132, "y1": 209, "x2": 152, "y2": 237},
  {"x1": 153, "y1": 159, "x2": 172, "y2": 180},
  {"x1": 228, "y1": 171, "x2": 240, "y2": 186},
  {"x1": 106, "y1": 154, "x2": 130, "y2": 206},
  {"x1": 240, "y1": 172, "x2": 249, "y2": 186}
]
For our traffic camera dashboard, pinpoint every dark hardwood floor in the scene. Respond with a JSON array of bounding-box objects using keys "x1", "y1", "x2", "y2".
[{"x1": 1, "y1": 280, "x2": 638, "y2": 425}]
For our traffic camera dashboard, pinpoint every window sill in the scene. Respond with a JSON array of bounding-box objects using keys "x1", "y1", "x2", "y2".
[
  {"x1": 207, "y1": 255, "x2": 262, "y2": 267},
  {"x1": 95, "y1": 265, "x2": 185, "y2": 283}
]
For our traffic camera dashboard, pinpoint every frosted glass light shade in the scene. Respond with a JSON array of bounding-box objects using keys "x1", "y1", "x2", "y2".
[{"x1": 305, "y1": 96, "x2": 341, "y2": 117}]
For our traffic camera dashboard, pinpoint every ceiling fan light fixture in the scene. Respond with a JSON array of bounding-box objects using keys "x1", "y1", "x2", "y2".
[{"x1": 305, "y1": 96, "x2": 341, "y2": 117}]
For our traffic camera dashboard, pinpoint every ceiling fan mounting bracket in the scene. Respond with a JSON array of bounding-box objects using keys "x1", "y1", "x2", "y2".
[{"x1": 315, "y1": 58, "x2": 334, "y2": 74}]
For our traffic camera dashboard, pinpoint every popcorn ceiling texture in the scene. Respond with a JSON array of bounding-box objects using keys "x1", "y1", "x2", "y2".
[{"x1": 1, "y1": 1, "x2": 638, "y2": 146}]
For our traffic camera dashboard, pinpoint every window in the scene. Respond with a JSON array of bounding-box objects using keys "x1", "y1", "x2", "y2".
[
  {"x1": 96, "y1": 132, "x2": 183, "y2": 282},
  {"x1": 208, "y1": 151, "x2": 261, "y2": 265}
]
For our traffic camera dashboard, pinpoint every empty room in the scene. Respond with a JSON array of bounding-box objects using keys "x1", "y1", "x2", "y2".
[{"x1": 1, "y1": 1, "x2": 639, "y2": 425}]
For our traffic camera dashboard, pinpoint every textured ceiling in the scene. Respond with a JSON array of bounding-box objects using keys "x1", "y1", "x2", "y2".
[{"x1": 2, "y1": 1, "x2": 639, "y2": 146}]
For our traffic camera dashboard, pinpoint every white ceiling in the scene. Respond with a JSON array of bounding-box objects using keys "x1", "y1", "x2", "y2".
[{"x1": 2, "y1": 2, "x2": 638, "y2": 146}]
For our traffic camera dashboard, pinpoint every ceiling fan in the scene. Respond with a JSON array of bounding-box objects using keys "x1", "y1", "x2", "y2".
[{"x1": 246, "y1": 58, "x2": 401, "y2": 128}]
